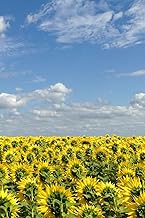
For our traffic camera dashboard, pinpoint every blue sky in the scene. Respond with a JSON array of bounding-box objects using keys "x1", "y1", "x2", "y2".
[{"x1": 1, "y1": 0, "x2": 145, "y2": 135}]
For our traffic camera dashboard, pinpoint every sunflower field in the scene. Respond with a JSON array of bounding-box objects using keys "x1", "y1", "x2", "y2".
[{"x1": 1, "y1": 135, "x2": 145, "y2": 217}]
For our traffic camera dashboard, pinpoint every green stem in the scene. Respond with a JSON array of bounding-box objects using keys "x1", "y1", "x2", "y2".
[{"x1": 31, "y1": 189, "x2": 34, "y2": 218}]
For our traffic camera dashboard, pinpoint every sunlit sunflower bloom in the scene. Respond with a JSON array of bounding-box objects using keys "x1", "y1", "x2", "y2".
[
  {"x1": 2, "y1": 142, "x2": 11, "y2": 152},
  {"x1": 25, "y1": 151, "x2": 35, "y2": 163},
  {"x1": 118, "y1": 166, "x2": 135, "y2": 180},
  {"x1": 134, "y1": 162, "x2": 145, "y2": 179},
  {"x1": 46, "y1": 147, "x2": 56, "y2": 162},
  {"x1": 128, "y1": 192, "x2": 145, "y2": 217},
  {"x1": 30, "y1": 145, "x2": 41, "y2": 158},
  {"x1": 18, "y1": 177, "x2": 38, "y2": 201},
  {"x1": 137, "y1": 148, "x2": 145, "y2": 162},
  {"x1": 67, "y1": 159, "x2": 86, "y2": 181},
  {"x1": 73, "y1": 147, "x2": 84, "y2": 160},
  {"x1": 118, "y1": 177, "x2": 143, "y2": 204},
  {"x1": 76, "y1": 177, "x2": 99, "y2": 204},
  {"x1": 38, "y1": 184, "x2": 75, "y2": 218},
  {"x1": 10, "y1": 163, "x2": 32, "y2": 182},
  {"x1": 117, "y1": 176, "x2": 132, "y2": 189},
  {"x1": 0, "y1": 190, "x2": 19, "y2": 218},
  {"x1": 37, "y1": 162, "x2": 53, "y2": 184},
  {"x1": 114, "y1": 151, "x2": 130, "y2": 164},
  {"x1": 93, "y1": 146, "x2": 110, "y2": 162},
  {"x1": 71, "y1": 204, "x2": 104, "y2": 218},
  {"x1": 60, "y1": 149, "x2": 72, "y2": 164},
  {"x1": 0, "y1": 163, "x2": 9, "y2": 183},
  {"x1": 50, "y1": 165, "x2": 64, "y2": 183},
  {"x1": 96, "y1": 181, "x2": 118, "y2": 205},
  {"x1": 3, "y1": 149, "x2": 16, "y2": 164}
]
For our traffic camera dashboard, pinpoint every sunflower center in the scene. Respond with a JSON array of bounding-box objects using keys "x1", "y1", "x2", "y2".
[
  {"x1": 16, "y1": 168, "x2": 26, "y2": 181},
  {"x1": 40, "y1": 167, "x2": 50, "y2": 182},
  {"x1": 117, "y1": 155, "x2": 126, "y2": 164},
  {"x1": 136, "y1": 167, "x2": 144, "y2": 178},
  {"x1": 0, "y1": 169, "x2": 5, "y2": 179},
  {"x1": 136, "y1": 202, "x2": 145, "y2": 217},
  {"x1": 96, "y1": 151, "x2": 106, "y2": 161},
  {"x1": 71, "y1": 164, "x2": 83, "y2": 178},
  {"x1": 26, "y1": 153, "x2": 34, "y2": 163},
  {"x1": 3, "y1": 144, "x2": 10, "y2": 151},
  {"x1": 5, "y1": 154, "x2": 14, "y2": 163},
  {"x1": 131, "y1": 187, "x2": 142, "y2": 200},
  {"x1": 140, "y1": 153, "x2": 145, "y2": 161}
]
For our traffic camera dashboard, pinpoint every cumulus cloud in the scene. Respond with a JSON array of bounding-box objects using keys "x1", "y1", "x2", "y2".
[
  {"x1": 0, "y1": 93, "x2": 26, "y2": 109},
  {"x1": 0, "y1": 16, "x2": 9, "y2": 37},
  {"x1": 0, "y1": 83, "x2": 71, "y2": 110},
  {"x1": 31, "y1": 83, "x2": 71, "y2": 103},
  {"x1": 26, "y1": 0, "x2": 145, "y2": 48},
  {"x1": 130, "y1": 93, "x2": 145, "y2": 109},
  {"x1": 1, "y1": 82, "x2": 145, "y2": 135}
]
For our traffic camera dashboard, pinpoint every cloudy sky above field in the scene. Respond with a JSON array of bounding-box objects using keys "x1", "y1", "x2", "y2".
[{"x1": 1, "y1": 0, "x2": 145, "y2": 135}]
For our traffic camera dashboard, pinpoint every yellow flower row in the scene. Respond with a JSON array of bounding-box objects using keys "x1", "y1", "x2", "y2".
[{"x1": 0, "y1": 135, "x2": 144, "y2": 217}]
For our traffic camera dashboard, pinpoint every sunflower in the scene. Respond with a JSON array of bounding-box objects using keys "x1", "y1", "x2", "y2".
[
  {"x1": 0, "y1": 190, "x2": 19, "y2": 218},
  {"x1": 128, "y1": 192, "x2": 145, "y2": 217},
  {"x1": 3, "y1": 149, "x2": 15, "y2": 164},
  {"x1": 96, "y1": 181, "x2": 118, "y2": 205},
  {"x1": 137, "y1": 148, "x2": 145, "y2": 162},
  {"x1": 135, "y1": 162, "x2": 145, "y2": 180},
  {"x1": 76, "y1": 177, "x2": 99, "y2": 204},
  {"x1": 67, "y1": 159, "x2": 86, "y2": 181},
  {"x1": 18, "y1": 177, "x2": 38, "y2": 201},
  {"x1": 10, "y1": 163, "x2": 32, "y2": 182},
  {"x1": 38, "y1": 184, "x2": 74, "y2": 217},
  {"x1": 37, "y1": 162, "x2": 53, "y2": 184},
  {"x1": 118, "y1": 177, "x2": 143, "y2": 204},
  {"x1": 93, "y1": 146, "x2": 110, "y2": 162},
  {"x1": 71, "y1": 204, "x2": 104, "y2": 218},
  {"x1": 50, "y1": 165, "x2": 64, "y2": 184},
  {"x1": 74, "y1": 147, "x2": 84, "y2": 160},
  {"x1": 118, "y1": 166, "x2": 135, "y2": 180},
  {"x1": 25, "y1": 151, "x2": 35, "y2": 164},
  {"x1": 0, "y1": 163, "x2": 9, "y2": 183}
]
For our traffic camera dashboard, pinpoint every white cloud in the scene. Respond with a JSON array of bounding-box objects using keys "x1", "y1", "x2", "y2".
[
  {"x1": 0, "y1": 83, "x2": 71, "y2": 110},
  {"x1": 31, "y1": 83, "x2": 71, "y2": 103},
  {"x1": 32, "y1": 75, "x2": 46, "y2": 83},
  {"x1": 26, "y1": 0, "x2": 145, "y2": 48},
  {"x1": 33, "y1": 109, "x2": 60, "y2": 118},
  {"x1": 130, "y1": 93, "x2": 145, "y2": 109},
  {"x1": 0, "y1": 16, "x2": 9, "y2": 36},
  {"x1": 128, "y1": 70, "x2": 145, "y2": 77},
  {"x1": 117, "y1": 69, "x2": 145, "y2": 77},
  {"x1": 0, "y1": 93, "x2": 26, "y2": 109},
  {"x1": 0, "y1": 83, "x2": 145, "y2": 135}
]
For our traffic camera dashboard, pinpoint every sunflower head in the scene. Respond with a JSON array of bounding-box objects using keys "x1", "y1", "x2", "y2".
[
  {"x1": 38, "y1": 184, "x2": 74, "y2": 217},
  {"x1": 0, "y1": 163, "x2": 9, "y2": 182},
  {"x1": 76, "y1": 177, "x2": 99, "y2": 204},
  {"x1": 18, "y1": 177, "x2": 38, "y2": 201},
  {"x1": 97, "y1": 182, "x2": 118, "y2": 205},
  {"x1": 128, "y1": 192, "x2": 145, "y2": 217},
  {"x1": 0, "y1": 190, "x2": 19, "y2": 218},
  {"x1": 10, "y1": 163, "x2": 32, "y2": 182},
  {"x1": 71, "y1": 204, "x2": 104, "y2": 218},
  {"x1": 67, "y1": 159, "x2": 86, "y2": 181}
]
